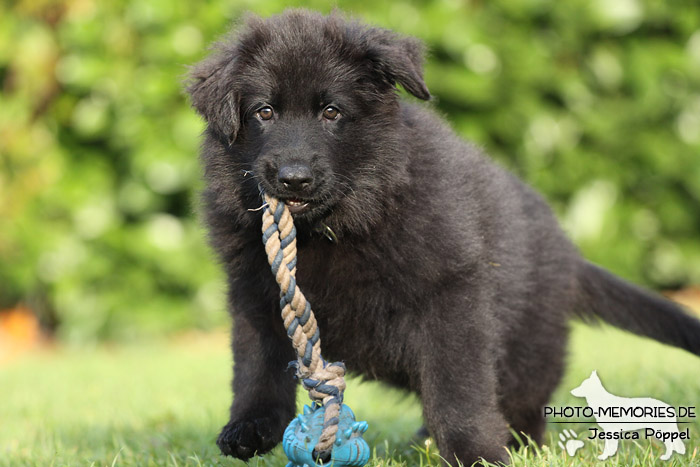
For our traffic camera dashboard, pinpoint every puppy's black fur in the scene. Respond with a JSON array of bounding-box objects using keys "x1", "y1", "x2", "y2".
[{"x1": 187, "y1": 10, "x2": 700, "y2": 465}]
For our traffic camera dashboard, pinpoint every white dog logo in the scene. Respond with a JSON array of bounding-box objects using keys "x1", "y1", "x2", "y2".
[{"x1": 570, "y1": 370, "x2": 686, "y2": 461}]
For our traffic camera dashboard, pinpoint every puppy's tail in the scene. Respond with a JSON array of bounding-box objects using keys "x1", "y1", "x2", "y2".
[{"x1": 575, "y1": 261, "x2": 700, "y2": 356}]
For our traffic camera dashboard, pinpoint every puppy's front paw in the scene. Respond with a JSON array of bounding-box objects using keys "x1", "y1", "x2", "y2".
[{"x1": 217, "y1": 416, "x2": 282, "y2": 460}]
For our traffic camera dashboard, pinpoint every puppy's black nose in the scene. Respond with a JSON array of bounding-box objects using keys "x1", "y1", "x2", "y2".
[{"x1": 278, "y1": 164, "x2": 313, "y2": 192}]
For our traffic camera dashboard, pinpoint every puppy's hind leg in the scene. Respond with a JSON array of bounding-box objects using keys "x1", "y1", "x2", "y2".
[
  {"x1": 507, "y1": 406, "x2": 546, "y2": 448},
  {"x1": 418, "y1": 333, "x2": 510, "y2": 465}
]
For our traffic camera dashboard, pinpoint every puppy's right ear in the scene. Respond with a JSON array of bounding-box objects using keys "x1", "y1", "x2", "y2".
[{"x1": 186, "y1": 52, "x2": 239, "y2": 146}]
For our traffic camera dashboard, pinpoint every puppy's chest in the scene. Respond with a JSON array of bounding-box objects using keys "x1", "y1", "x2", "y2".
[
  {"x1": 294, "y1": 243, "x2": 408, "y2": 315},
  {"x1": 292, "y1": 244, "x2": 421, "y2": 381}
]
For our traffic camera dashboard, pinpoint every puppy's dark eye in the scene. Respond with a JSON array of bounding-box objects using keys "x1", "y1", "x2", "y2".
[
  {"x1": 257, "y1": 106, "x2": 274, "y2": 121},
  {"x1": 322, "y1": 106, "x2": 340, "y2": 121}
]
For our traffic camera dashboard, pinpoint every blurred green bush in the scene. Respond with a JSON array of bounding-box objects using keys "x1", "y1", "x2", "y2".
[{"x1": 1, "y1": 0, "x2": 699, "y2": 341}]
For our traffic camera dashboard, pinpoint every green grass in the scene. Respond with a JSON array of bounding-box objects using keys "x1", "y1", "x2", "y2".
[{"x1": 1, "y1": 324, "x2": 699, "y2": 466}]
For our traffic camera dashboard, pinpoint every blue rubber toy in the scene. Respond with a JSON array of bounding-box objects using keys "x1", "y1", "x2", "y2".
[{"x1": 283, "y1": 403, "x2": 370, "y2": 467}]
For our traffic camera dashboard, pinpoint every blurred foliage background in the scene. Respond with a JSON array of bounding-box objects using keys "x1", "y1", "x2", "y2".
[{"x1": 1, "y1": 0, "x2": 699, "y2": 343}]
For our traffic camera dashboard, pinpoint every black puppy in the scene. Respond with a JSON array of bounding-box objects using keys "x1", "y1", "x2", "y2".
[{"x1": 186, "y1": 10, "x2": 700, "y2": 466}]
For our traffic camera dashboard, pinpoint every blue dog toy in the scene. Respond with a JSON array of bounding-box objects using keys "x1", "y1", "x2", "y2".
[
  {"x1": 283, "y1": 403, "x2": 370, "y2": 467},
  {"x1": 261, "y1": 193, "x2": 370, "y2": 467}
]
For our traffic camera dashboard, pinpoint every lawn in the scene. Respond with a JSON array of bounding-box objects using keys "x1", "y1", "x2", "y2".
[{"x1": 1, "y1": 323, "x2": 699, "y2": 466}]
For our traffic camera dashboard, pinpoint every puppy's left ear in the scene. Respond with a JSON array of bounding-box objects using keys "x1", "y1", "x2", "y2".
[
  {"x1": 364, "y1": 28, "x2": 431, "y2": 100},
  {"x1": 186, "y1": 51, "x2": 240, "y2": 146}
]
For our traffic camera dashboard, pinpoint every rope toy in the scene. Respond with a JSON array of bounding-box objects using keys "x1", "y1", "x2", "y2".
[{"x1": 260, "y1": 192, "x2": 370, "y2": 467}]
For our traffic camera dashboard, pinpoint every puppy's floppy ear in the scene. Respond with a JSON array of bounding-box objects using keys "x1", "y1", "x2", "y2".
[
  {"x1": 364, "y1": 28, "x2": 431, "y2": 100},
  {"x1": 186, "y1": 51, "x2": 239, "y2": 145}
]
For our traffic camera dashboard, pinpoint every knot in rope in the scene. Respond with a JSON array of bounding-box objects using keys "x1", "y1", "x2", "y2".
[{"x1": 261, "y1": 192, "x2": 346, "y2": 456}]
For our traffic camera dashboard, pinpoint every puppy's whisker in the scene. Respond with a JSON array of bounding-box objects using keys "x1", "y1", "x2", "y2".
[
  {"x1": 331, "y1": 175, "x2": 357, "y2": 198},
  {"x1": 247, "y1": 202, "x2": 269, "y2": 212},
  {"x1": 239, "y1": 168, "x2": 263, "y2": 186},
  {"x1": 242, "y1": 175, "x2": 262, "y2": 184}
]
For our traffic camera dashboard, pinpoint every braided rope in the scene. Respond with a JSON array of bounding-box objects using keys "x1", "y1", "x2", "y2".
[{"x1": 261, "y1": 193, "x2": 346, "y2": 457}]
